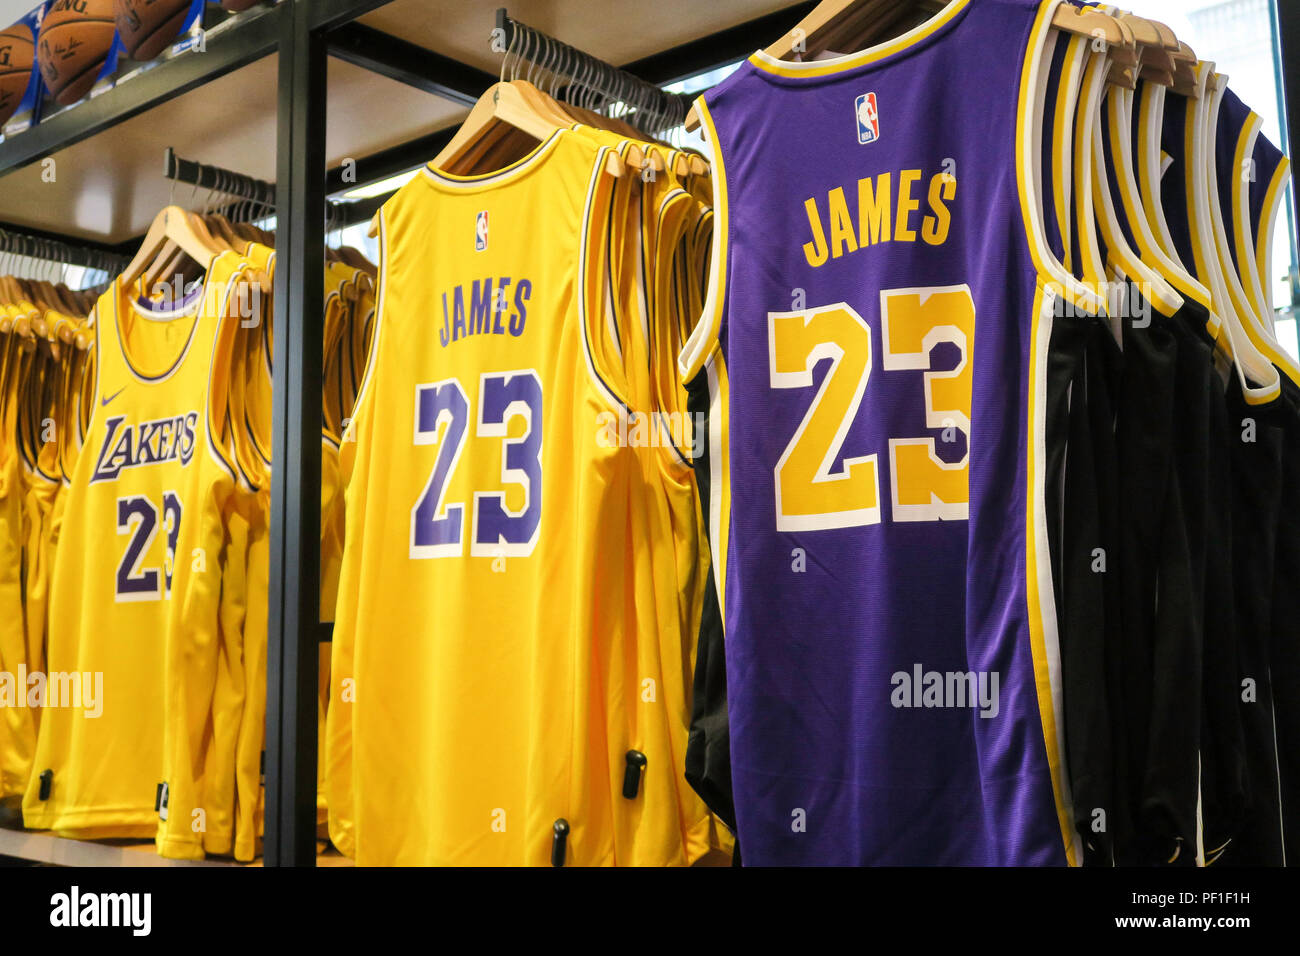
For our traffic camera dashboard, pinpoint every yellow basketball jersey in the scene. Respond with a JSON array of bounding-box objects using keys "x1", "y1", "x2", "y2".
[
  {"x1": 0, "y1": 325, "x2": 31, "y2": 801},
  {"x1": 225, "y1": 247, "x2": 346, "y2": 859},
  {"x1": 330, "y1": 128, "x2": 717, "y2": 865},
  {"x1": 24, "y1": 252, "x2": 244, "y2": 838}
]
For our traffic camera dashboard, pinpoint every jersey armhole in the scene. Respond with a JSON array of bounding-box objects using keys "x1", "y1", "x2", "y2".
[
  {"x1": 1257, "y1": 156, "x2": 1291, "y2": 318},
  {"x1": 679, "y1": 96, "x2": 728, "y2": 384},
  {"x1": 1015, "y1": 1, "x2": 1107, "y2": 319},
  {"x1": 204, "y1": 268, "x2": 248, "y2": 488},
  {"x1": 577, "y1": 144, "x2": 637, "y2": 417},
  {"x1": 342, "y1": 209, "x2": 388, "y2": 446},
  {"x1": 1233, "y1": 115, "x2": 1269, "y2": 321},
  {"x1": 698, "y1": 350, "x2": 730, "y2": 630},
  {"x1": 76, "y1": 340, "x2": 96, "y2": 468}
]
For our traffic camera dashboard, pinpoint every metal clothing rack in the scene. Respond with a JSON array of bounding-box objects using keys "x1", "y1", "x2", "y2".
[
  {"x1": 0, "y1": 223, "x2": 129, "y2": 280},
  {"x1": 495, "y1": 8, "x2": 693, "y2": 135},
  {"x1": 163, "y1": 147, "x2": 277, "y2": 218},
  {"x1": 164, "y1": 147, "x2": 378, "y2": 232}
]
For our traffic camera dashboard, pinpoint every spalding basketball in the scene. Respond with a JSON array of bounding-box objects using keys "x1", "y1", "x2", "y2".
[
  {"x1": 0, "y1": 22, "x2": 36, "y2": 126},
  {"x1": 222, "y1": 1, "x2": 263, "y2": 11},
  {"x1": 37, "y1": 0, "x2": 118, "y2": 106},
  {"x1": 114, "y1": 0, "x2": 191, "y2": 61}
]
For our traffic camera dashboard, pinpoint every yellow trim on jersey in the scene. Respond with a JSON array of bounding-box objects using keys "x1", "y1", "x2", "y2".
[
  {"x1": 1184, "y1": 65, "x2": 1217, "y2": 297},
  {"x1": 1257, "y1": 156, "x2": 1291, "y2": 317},
  {"x1": 1016, "y1": 0, "x2": 1106, "y2": 318},
  {"x1": 1025, "y1": 282, "x2": 1081, "y2": 867},
  {"x1": 1188, "y1": 68, "x2": 1280, "y2": 403},
  {"x1": 679, "y1": 97, "x2": 729, "y2": 383},
  {"x1": 1121, "y1": 87, "x2": 1214, "y2": 313},
  {"x1": 1222, "y1": 118, "x2": 1300, "y2": 387},
  {"x1": 1090, "y1": 99, "x2": 1182, "y2": 317},
  {"x1": 1136, "y1": 85, "x2": 1176, "y2": 259},
  {"x1": 578, "y1": 144, "x2": 634, "y2": 415},
  {"x1": 1213, "y1": 109, "x2": 1287, "y2": 359},
  {"x1": 705, "y1": 350, "x2": 730, "y2": 630},
  {"x1": 747, "y1": 0, "x2": 971, "y2": 78},
  {"x1": 343, "y1": 208, "x2": 389, "y2": 450},
  {"x1": 1233, "y1": 112, "x2": 1270, "y2": 321},
  {"x1": 1052, "y1": 31, "x2": 1088, "y2": 273},
  {"x1": 1073, "y1": 49, "x2": 1110, "y2": 294}
]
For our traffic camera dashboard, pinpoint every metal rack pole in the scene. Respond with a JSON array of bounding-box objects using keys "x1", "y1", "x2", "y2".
[
  {"x1": 0, "y1": 222, "x2": 130, "y2": 275},
  {"x1": 163, "y1": 148, "x2": 278, "y2": 211},
  {"x1": 494, "y1": 7, "x2": 694, "y2": 134},
  {"x1": 264, "y1": 0, "x2": 327, "y2": 868}
]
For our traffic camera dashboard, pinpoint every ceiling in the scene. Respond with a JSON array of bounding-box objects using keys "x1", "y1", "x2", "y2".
[
  {"x1": 358, "y1": 0, "x2": 799, "y2": 74},
  {"x1": 0, "y1": 0, "x2": 803, "y2": 245}
]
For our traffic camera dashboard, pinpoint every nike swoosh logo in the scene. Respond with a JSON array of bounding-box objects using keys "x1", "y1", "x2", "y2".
[{"x1": 101, "y1": 387, "x2": 126, "y2": 407}]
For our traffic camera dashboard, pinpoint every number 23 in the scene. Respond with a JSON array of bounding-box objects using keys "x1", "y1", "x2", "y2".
[{"x1": 769, "y1": 285, "x2": 974, "y2": 531}]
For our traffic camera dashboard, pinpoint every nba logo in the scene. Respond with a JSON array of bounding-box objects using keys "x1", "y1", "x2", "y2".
[
  {"x1": 475, "y1": 211, "x2": 488, "y2": 251},
  {"x1": 855, "y1": 92, "x2": 879, "y2": 144}
]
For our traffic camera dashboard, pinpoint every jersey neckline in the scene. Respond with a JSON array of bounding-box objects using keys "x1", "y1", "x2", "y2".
[
  {"x1": 422, "y1": 129, "x2": 565, "y2": 191},
  {"x1": 112, "y1": 251, "x2": 233, "y2": 385},
  {"x1": 747, "y1": 0, "x2": 971, "y2": 79}
]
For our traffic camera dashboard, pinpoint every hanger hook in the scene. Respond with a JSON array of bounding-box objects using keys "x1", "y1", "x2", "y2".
[
  {"x1": 556, "y1": 40, "x2": 571, "y2": 101},
  {"x1": 519, "y1": 24, "x2": 531, "y2": 85},
  {"x1": 527, "y1": 25, "x2": 540, "y2": 87},
  {"x1": 581, "y1": 50, "x2": 595, "y2": 111},
  {"x1": 498, "y1": 16, "x2": 511, "y2": 83},
  {"x1": 544, "y1": 32, "x2": 557, "y2": 97}
]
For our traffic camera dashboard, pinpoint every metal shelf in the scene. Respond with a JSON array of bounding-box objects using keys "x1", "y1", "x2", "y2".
[
  {"x1": 0, "y1": 4, "x2": 283, "y2": 178},
  {"x1": 0, "y1": 828, "x2": 241, "y2": 867}
]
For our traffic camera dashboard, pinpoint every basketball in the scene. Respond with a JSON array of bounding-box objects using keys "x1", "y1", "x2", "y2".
[
  {"x1": 221, "y1": 1, "x2": 264, "y2": 11},
  {"x1": 37, "y1": 0, "x2": 118, "y2": 106},
  {"x1": 0, "y1": 22, "x2": 36, "y2": 126},
  {"x1": 114, "y1": 0, "x2": 192, "y2": 61}
]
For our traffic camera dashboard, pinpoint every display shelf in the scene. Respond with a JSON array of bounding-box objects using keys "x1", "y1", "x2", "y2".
[
  {"x1": 0, "y1": 48, "x2": 467, "y2": 243},
  {"x1": 356, "y1": 0, "x2": 804, "y2": 79},
  {"x1": 0, "y1": 4, "x2": 282, "y2": 179},
  {"x1": 0, "y1": 829, "x2": 240, "y2": 867},
  {"x1": 0, "y1": 827, "x2": 354, "y2": 867}
]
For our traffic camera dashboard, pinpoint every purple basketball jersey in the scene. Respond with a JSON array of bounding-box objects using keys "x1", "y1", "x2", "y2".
[{"x1": 681, "y1": 0, "x2": 1078, "y2": 865}]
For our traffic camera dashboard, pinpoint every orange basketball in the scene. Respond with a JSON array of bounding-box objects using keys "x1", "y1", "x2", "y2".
[
  {"x1": 114, "y1": 0, "x2": 192, "y2": 62},
  {"x1": 37, "y1": 0, "x2": 118, "y2": 106},
  {"x1": 0, "y1": 21, "x2": 36, "y2": 126}
]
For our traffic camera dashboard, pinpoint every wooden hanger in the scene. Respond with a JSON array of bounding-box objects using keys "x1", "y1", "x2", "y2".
[
  {"x1": 204, "y1": 212, "x2": 244, "y2": 250},
  {"x1": 337, "y1": 245, "x2": 376, "y2": 279},
  {"x1": 1169, "y1": 42, "x2": 1199, "y2": 98},
  {"x1": 432, "y1": 82, "x2": 558, "y2": 173},
  {"x1": 1104, "y1": 13, "x2": 1139, "y2": 90},
  {"x1": 467, "y1": 81, "x2": 635, "y2": 177},
  {"x1": 453, "y1": 79, "x2": 570, "y2": 174},
  {"x1": 1118, "y1": 14, "x2": 1174, "y2": 87},
  {"x1": 120, "y1": 205, "x2": 220, "y2": 294},
  {"x1": 373, "y1": 83, "x2": 624, "y2": 237}
]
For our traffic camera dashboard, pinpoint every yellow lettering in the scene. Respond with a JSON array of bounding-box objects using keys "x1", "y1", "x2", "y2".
[
  {"x1": 895, "y1": 169, "x2": 922, "y2": 242},
  {"x1": 802, "y1": 197, "x2": 830, "y2": 267},
  {"x1": 827, "y1": 187, "x2": 858, "y2": 259},
  {"x1": 858, "y1": 173, "x2": 892, "y2": 247},
  {"x1": 921, "y1": 173, "x2": 956, "y2": 246}
]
